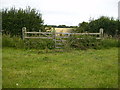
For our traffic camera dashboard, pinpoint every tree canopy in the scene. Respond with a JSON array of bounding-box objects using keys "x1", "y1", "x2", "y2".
[
  {"x1": 76, "y1": 16, "x2": 119, "y2": 36},
  {"x1": 2, "y1": 6, "x2": 44, "y2": 36}
]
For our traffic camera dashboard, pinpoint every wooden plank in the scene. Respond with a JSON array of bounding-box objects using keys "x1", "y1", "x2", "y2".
[
  {"x1": 56, "y1": 36, "x2": 69, "y2": 38},
  {"x1": 55, "y1": 32, "x2": 72, "y2": 34},
  {"x1": 73, "y1": 33, "x2": 100, "y2": 35},
  {"x1": 56, "y1": 47, "x2": 62, "y2": 49},
  {"x1": 55, "y1": 40, "x2": 62, "y2": 41},
  {"x1": 55, "y1": 40, "x2": 66, "y2": 42},
  {"x1": 55, "y1": 32, "x2": 100, "y2": 35},
  {"x1": 25, "y1": 32, "x2": 100, "y2": 35},
  {"x1": 96, "y1": 38, "x2": 101, "y2": 39},
  {"x1": 25, "y1": 32, "x2": 52, "y2": 34},
  {"x1": 76, "y1": 37, "x2": 101, "y2": 39},
  {"x1": 25, "y1": 36, "x2": 101, "y2": 39},
  {"x1": 25, "y1": 37, "x2": 53, "y2": 39},
  {"x1": 56, "y1": 43, "x2": 63, "y2": 45}
]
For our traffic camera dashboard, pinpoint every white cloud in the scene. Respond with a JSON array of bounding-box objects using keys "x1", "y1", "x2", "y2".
[{"x1": 1, "y1": 0, "x2": 119, "y2": 26}]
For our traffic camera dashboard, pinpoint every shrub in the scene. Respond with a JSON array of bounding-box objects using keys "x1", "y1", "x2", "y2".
[
  {"x1": 2, "y1": 35, "x2": 25, "y2": 48},
  {"x1": 2, "y1": 7, "x2": 44, "y2": 37},
  {"x1": 24, "y1": 38, "x2": 54, "y2": 49},
  {"x1": 67, "y1": 35, "x2": 118, "y2": 50},
  {"x1": 100, "y1": 39, "x2": 118, "y2": 49},
  {"x1": 2, "y1": 35, "x2": 54, "y2": 49},
  {"x1": 67, "y1": 35, "x2": 101, "y2": 50}
]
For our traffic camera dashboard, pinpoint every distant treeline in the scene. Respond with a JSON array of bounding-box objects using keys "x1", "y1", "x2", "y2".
[
  {"x1": 1, "y1": 7, "x2": 120, "y2": 37},
  {"x1": 46, "y1": 25, "x2": 77, "y2": 28}
]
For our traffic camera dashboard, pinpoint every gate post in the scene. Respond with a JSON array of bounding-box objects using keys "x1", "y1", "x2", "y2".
[
  {"x1": 39, "y1": 30, "x2": 41, "y2": 36},
  {"x1": 52, "y1": 28, "x2": 56, "y2": 48},
  {"x1": 22, "y1": 27, "x2": 26, "y2": 40},
  {"x1": 99, "y1": 28, "x2": 104, "y2": 39}
]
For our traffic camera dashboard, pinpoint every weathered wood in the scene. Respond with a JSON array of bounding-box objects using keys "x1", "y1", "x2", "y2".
[
  {"x1": 56, "y1": 47, "x2": 62, "y2": 49},
  {"x1": 76, "y1": 37, "x2": 101, "y2": 40},
  {"x1": 25, "y1": 37, "x2": 53, "y2": 39},
  {"x1": 22, "y1": 27, "x2": 104, "y2": 49},
  {"x1": 56, "y1": 43, "x2": 63, "y2": 45},
  {"x1": 55, "y1": 32, "x2": 100, "y2": 35},
  {"x1": 96, "y1": 38, "x2": 101, "y2": 39},
  {"x1": 55, "y1": 40, "x2": 66, "y2": 42},
  {"x1": 24, "y1": 31, "x2": 101, "y2": 36},
  {"x1": 56, "y1": 36, "x2": 69, "y2": 38},
  {"x1": 99, "y1": 28, "x2": 104, "y2": 38},
  {"x1": 39, "y1": 30, "x2": 41, "y2": 36},
  {"x1": 72, "y1": 33, "x2": 100, "y2": 35},
  {"x1": 25, "y1": 32, "x2": 52, "y2": 34},
  {"x1": 52, "y1": 28, "x2": 56, "y2": 48},
  {"x1": 22, "y1": 27, "x2": 26, "y2": 40}
]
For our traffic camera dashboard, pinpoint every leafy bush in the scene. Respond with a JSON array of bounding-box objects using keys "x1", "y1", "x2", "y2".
[
  {"x1": 24, "y1": 38, "x2": 54, "y2": 49},
  {"x1": 76, "y1": 16, "x2": 119, "y2": 36},
  {"x1": 67, "y1": 35, "x2": 118, "y2": 50},
  {"x1": 67, "y1": 35, "x2": 100, "y2": 50},
  {"x1": 100, "y1": 39, "x2": 119, "y2": 49},
  {"x1": 2, "y1": 7, "x2": 45, "y2": 36},
  {"x1": 2, "y1": 35, "x2": 54, "y2": 49},
  {"x1": 2, "y1": 35, "x2": 25, "y2": 48}
]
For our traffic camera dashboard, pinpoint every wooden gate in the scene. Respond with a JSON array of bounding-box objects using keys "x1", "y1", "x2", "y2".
[{"x1": 22, "y1": 27, "x2": 104, "y2": 49}]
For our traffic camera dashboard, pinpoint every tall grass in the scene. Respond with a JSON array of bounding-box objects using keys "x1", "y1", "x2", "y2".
[
  {"x1": 101, "y1": 39, "x2": 119, "y2": 49},
  {"x1": 2, "y1": 35, "x2": 54, "y2": 49},
  {"x1": 2, "y1": 34, "x2": 119, "y2": 50},
  {"x1": 67, "y1": 35, "x2": 119, "y2": 50},
  {"x1": 2, "y1": 35, "x2": 24, "y2": 49},
  {"x1": 24, "y1": 38, "x2": 54, "y2": 49}
]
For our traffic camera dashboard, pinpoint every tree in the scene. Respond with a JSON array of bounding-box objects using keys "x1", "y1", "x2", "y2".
[
  {"x1": 88, "y1": 16, "x2": 118, "y2": 36},
  {"x1": 2, "y1": 6, "x2": 44, "y2": 36},
  {"x1": 77, "y1": 22, "x2": 88, "y2": 33},
  {"x1": 57, "y1": 25, "x2": 67, "y2": 28},
  {"x1": 76, "y1": 16, "x2": 118, "y2": 36}
]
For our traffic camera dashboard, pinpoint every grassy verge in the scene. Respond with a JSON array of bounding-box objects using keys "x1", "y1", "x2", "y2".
[{"x1": 2, "y1": 47, "x2": 118, "y2": 88}]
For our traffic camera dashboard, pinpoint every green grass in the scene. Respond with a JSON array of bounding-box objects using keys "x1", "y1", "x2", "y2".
[{"x1": 2, "y1": 47, "x2": 118, "y2": 88}]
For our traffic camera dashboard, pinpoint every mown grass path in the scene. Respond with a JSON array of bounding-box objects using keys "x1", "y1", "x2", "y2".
[{"x1": 2, "y1": 48, "x2": 118, "y2": 88}]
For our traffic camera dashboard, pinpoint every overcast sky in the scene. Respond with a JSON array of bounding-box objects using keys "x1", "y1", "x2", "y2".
[{"x1": 1, "y1": 0, "x2": 120, "y2": 26}]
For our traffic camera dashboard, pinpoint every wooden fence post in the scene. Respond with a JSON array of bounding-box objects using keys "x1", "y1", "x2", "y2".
[
  {"x1": 39, "y1": 30, "x2": 41, "y2": 36},
  {"x1": 22, "y1": 27, "x2": 26, "y2": 40},
  {"x1": 115, "y1": 30, "x2": 118, "y2": 38},
  {"x1": 52, "y1": 28, "x2": 56, "y2": 48},
  {"x1": 99, "y1": 28, "x2": 104, "y2": 39}
]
